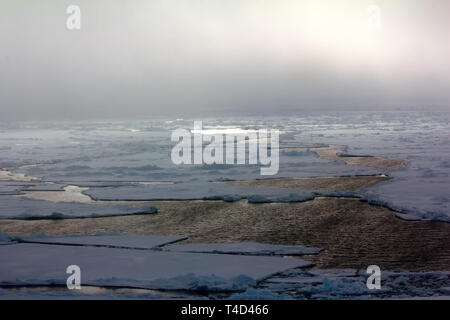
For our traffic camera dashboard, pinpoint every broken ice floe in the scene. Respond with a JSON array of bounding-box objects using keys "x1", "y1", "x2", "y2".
[
  {"x1": 259, "y1": 268, "x2": 450, "y2": 299},
  {"x1": 17, "y1": 233, "x2": 186, "y2": 249},
  {"x1": 0, "y1": 196, "x2": 157, "y2": 219},
  {"x1": 1, "y1": 113, "x2": 450, "y2": 221},
  {"x1": 0, "y1": 243, "x2": 309, "y2": 291},
  {"x1": 0, "y1": 232, "x2": 15, "y2": 245},
  {"x1": 361, "y1": 169, "x2": 450, "y2": 222},
  {"x1": 163, "y1": 242, "x2": 323, "y2": 256},
  {"x1": 83, "y1": 182, "x2": 321, "y2": 202},
  {"x1": 20, "y1": 184, "x2": 67, "y2": 191}
]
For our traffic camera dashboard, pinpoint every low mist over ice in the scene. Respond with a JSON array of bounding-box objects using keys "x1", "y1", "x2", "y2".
[{"x1": 0, "y1": 0, "x2": 449, "y2": 120}]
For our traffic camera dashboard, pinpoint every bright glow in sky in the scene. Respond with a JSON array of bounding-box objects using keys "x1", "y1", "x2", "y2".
[{"x1": 0, "y1": 0, "x2": 449, "y2": 120}]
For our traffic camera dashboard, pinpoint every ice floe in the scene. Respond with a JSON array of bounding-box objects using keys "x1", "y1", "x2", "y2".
[
  {"x1": 0, "y1": 184, "x2": 23, "y2": 195},
  {"x1": 0, "y1": 196, "x2": 157, "y2": 219},
  {"x1": 0, "y1": 243, "x2": 309, "y2": 291},
  {"x1": 0, "y1": 232, "x2": 15, "y2": 245},
  {"x1": 259, "y1": 267, "x2": 450, "y2": 299},
  {"x1": 17, "y1": 233, "x2": 186, "y2": 249},
  {"x1": 1, "y1": 113, "x2": 449, "y2": 221}
]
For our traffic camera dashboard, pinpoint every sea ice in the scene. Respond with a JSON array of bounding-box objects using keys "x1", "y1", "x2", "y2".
[
  {"x1": 0, "y1": 232, "x2": 14, "y2": 245},
  {"x1": 17, "y1": 233, "x2": 186, "y2": 249},
  {"x1": 0, "y1": 243, "x2": 309, "y2": 291},
  {"x1": 0, "y1": 196, "x2": 157, "y2": 219},
  {"x1": 1, "y1": 113, "x2": 449, "y2": 221},
  {"x1": 163, "y1": 242, "x2": 322, "y2": 256},
  {"x1": 0, "y1": 185, "x2": 23, "y2": 195}
]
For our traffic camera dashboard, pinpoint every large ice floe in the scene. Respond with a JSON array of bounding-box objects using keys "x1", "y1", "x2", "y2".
[
  {"x1": 0, "y1": 196, "x2": 157, "y2": 219},
  {"x1": 258, "y1": 268, "x2": 450, "y2": 300},
  {"x1": 0, "y1": 236, "x2": 311, "y2": 292},
  {"x1": 0, "y1": 233, "x2": 448, "y2": 300},
  {"x1": 16, "y1": 233, "x2": 186, "y2": 249}
]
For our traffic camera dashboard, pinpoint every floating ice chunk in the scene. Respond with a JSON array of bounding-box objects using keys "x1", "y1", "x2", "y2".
[
  {"x1": 0, "y1": 232, "x2": 10, "y2": 242},
  {"x1": 0, "y1": 232, "x2": 14, "y2": 245},
  {"x1": 17, "y1": 233, "x2": 186, "y2": 249},
  {"x1": 247, "y1": 195, "x2": 271, "y2": 203},
  {"x1": 146, "y1": 273, "x2": 255, "y2": 292},
  {"x1": 163, "y1": 242, "x2": 322, "y2": 257},
  {"x1": 312, "y1": 278, "x2": 370, "y2": 296},
  {"x1": 0, "y1": 196, "x2": 157, "y2": 220},
  {"x1": 308, "y1": 268, "x2": 358, "y2": 277},
  {"x1": 362, "y1": 184, "x2": 450, "y2": 222},
  {"x1": 263, "y1": 268, "x2": 450, "y2": 299},
  {"x1": 0, "y1": 244, "x2": 307, "y2": 291}
]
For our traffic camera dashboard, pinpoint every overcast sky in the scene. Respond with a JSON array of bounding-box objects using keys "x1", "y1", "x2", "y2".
[{"x1": 0, "y1": 0, "x2": 449, "y2": 120}]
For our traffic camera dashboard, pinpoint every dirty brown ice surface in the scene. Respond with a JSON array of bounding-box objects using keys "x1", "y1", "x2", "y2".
[
  {"x1": 1, "y1": 196, "x2": 449, "y2": 272},
  {"x1": 309, "y1": 145, "x2": 405, "y2": 169},
  {"x1": 224, "y1": 175, "x2": 390, "y2": 192}
]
